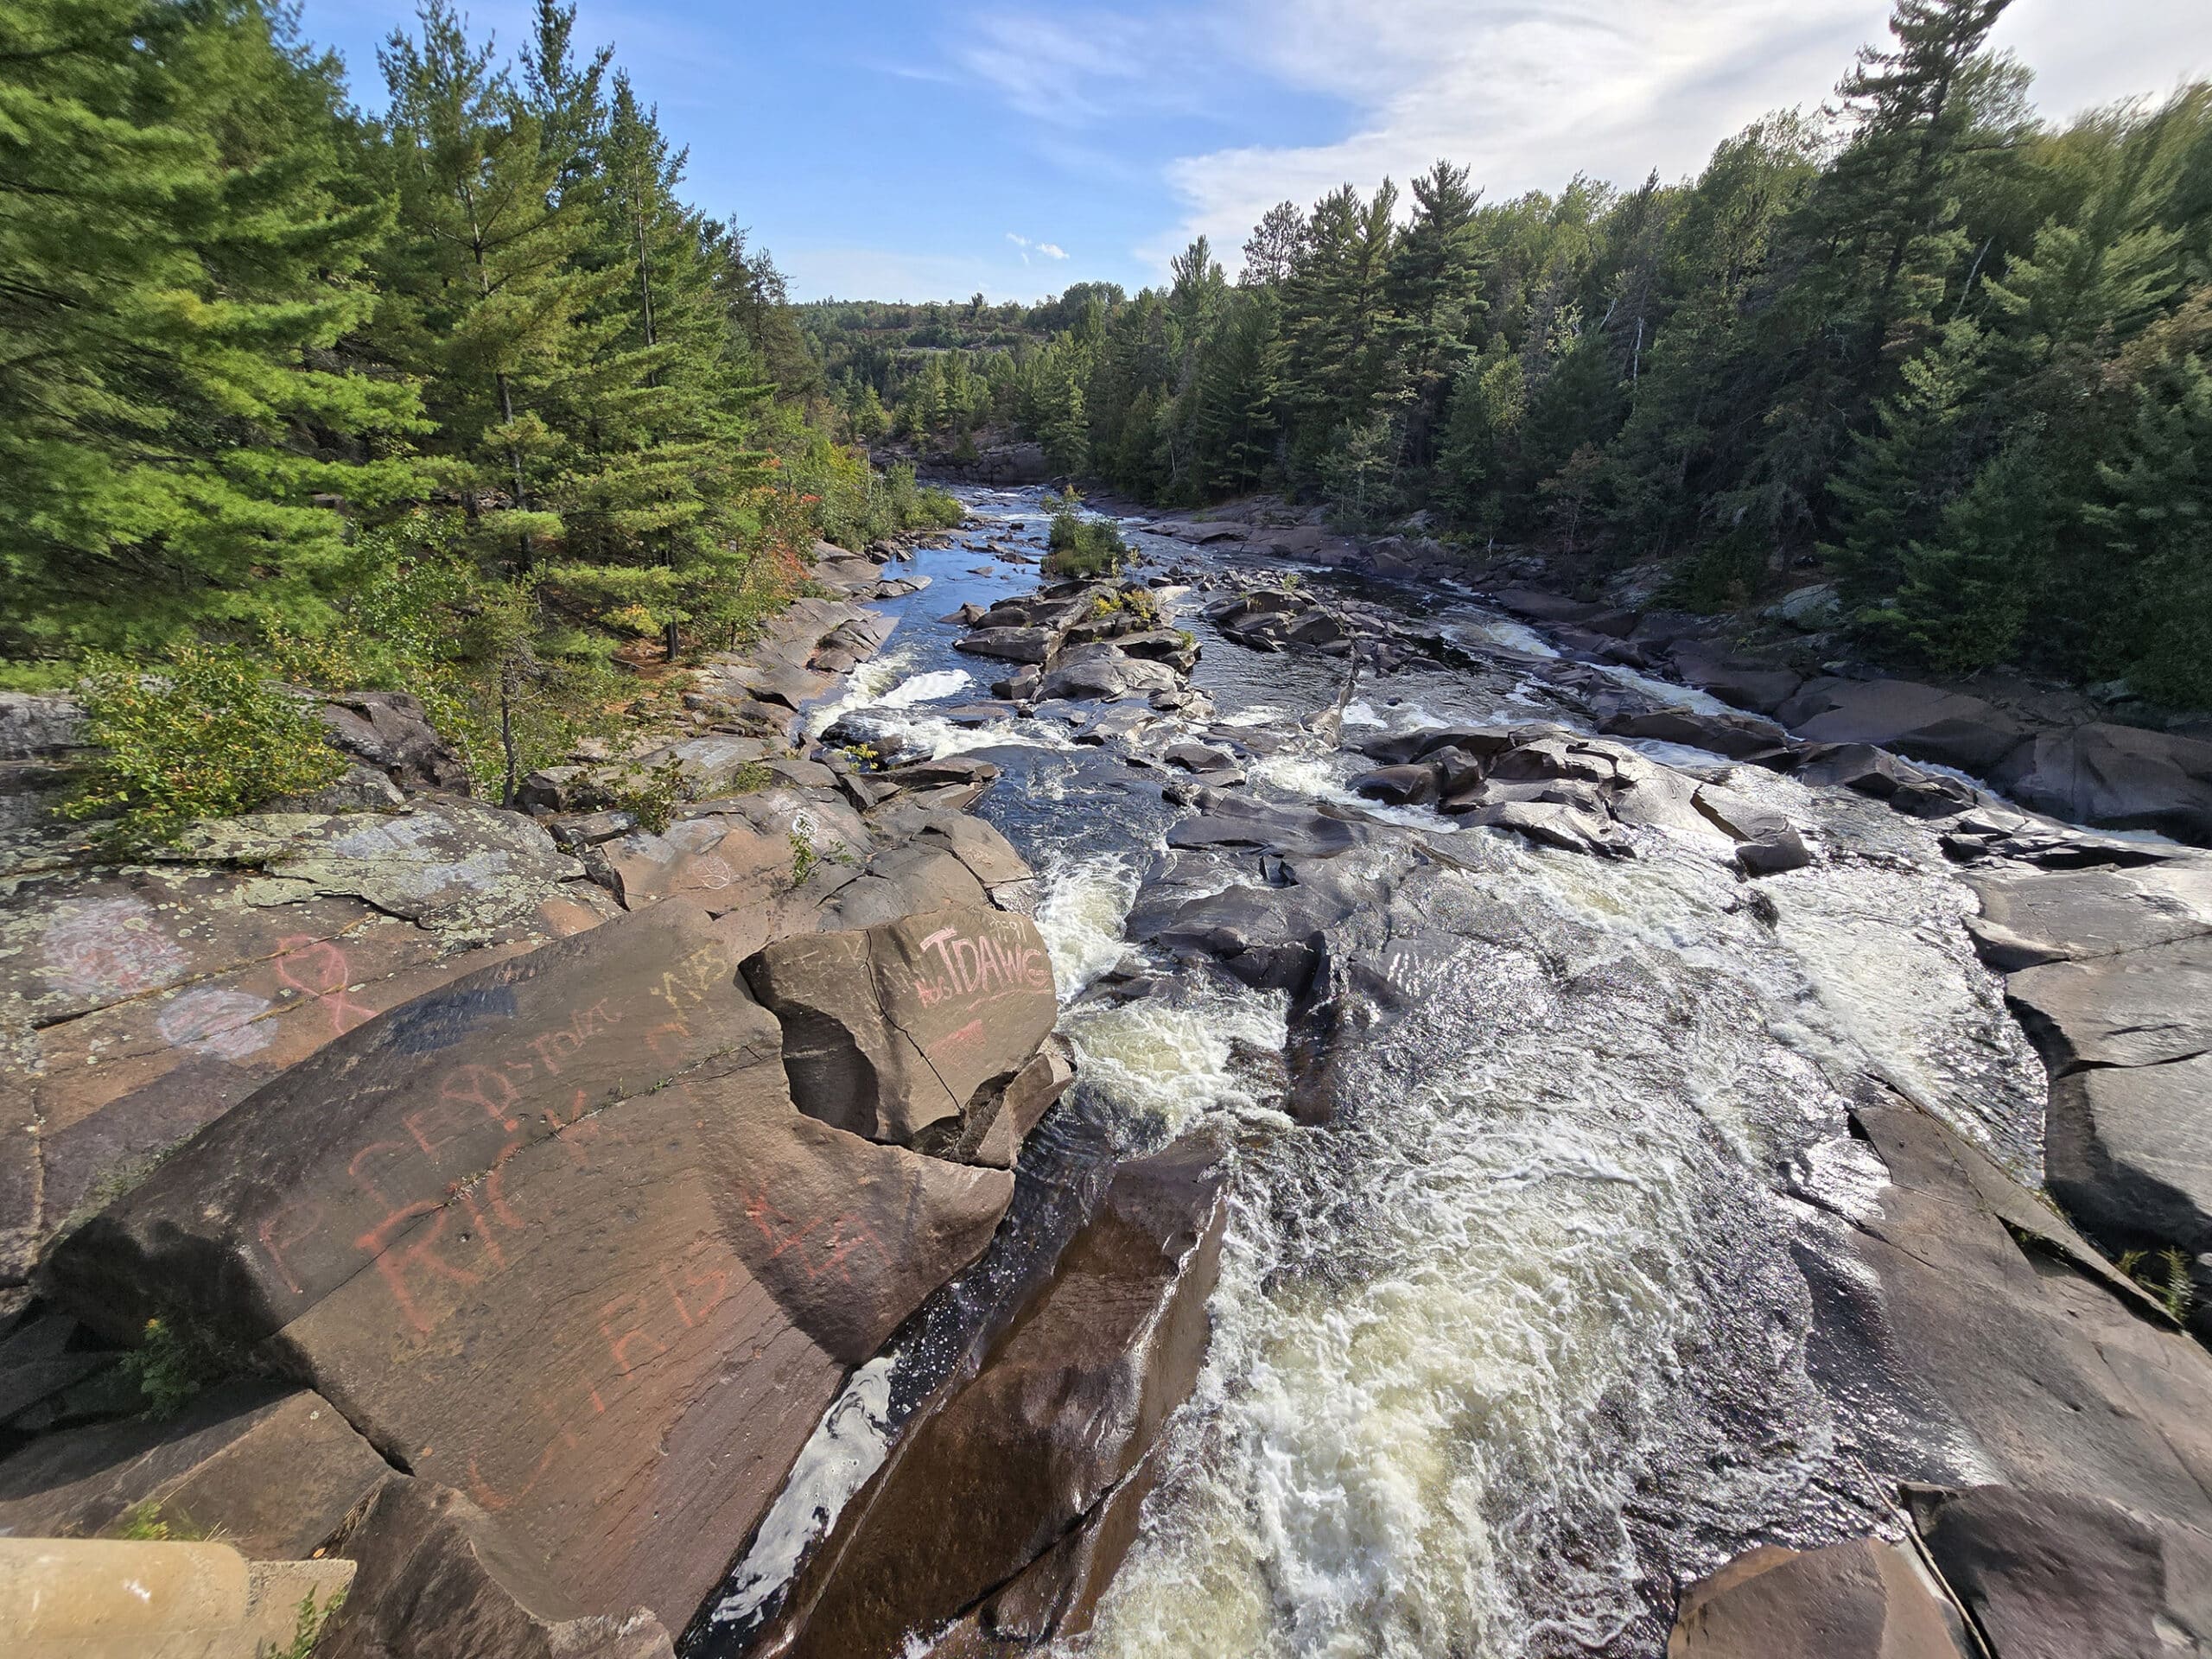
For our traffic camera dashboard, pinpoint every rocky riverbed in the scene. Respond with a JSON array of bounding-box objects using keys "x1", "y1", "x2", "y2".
[{"x1": 2, "y1": 494, "x2": 2209, "y2": 1659}]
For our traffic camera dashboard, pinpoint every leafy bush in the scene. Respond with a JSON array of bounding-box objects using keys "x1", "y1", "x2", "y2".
[
  {"x1": 1043, "y1": 505, "x2": 1129, "y2": 579},
  {"x1": 276, "y1": 1588, "x2": 348, "y2": 1659},
  {"x1": 67, "y1": 646, "x2": 346, "y2": 845},
  {"x1": 912, "y1": 486, "x2": 967, "y2": 529},
  {"x1": 604, "y1": 756, "x2": 692, "y2": 835},
  {"x1": 1089, "y1": 587, "x2": 1162, "y2": 628}
]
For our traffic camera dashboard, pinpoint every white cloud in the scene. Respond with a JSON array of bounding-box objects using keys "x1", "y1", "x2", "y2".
[
  {"x1": 954, "y1": 10, "x2": 1155, "y2": 125},
  {"x1": 1144, "y1": 0, "x2": 2212, "y2": 276},
  {"x1": 1036, "y1": 242, "x2": 1070, "y2": 259}
]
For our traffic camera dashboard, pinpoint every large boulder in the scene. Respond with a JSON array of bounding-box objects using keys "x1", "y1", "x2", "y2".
[
  {"x1": 1667, "y1": 645, "x2": 1803, "y2": 715},
  {"x1": 2047, "y1": 1056, "x2": 2212, "y2": 1335},
  {"x1": 1809, "y1": 1098, "x2": 2212, "y2": 1533},
  {"x1": 1666, "y1": 1538, "x2": 1974, "y2": 1658},
  {"x1": 316, "y1": 692, "x2": 470, "y2": 794},
  {"x1": 742, "y1": 906, "x2": 1058, "y2": 1147},
  {"x1": 1963, "y1": 864, "x2": 2212, "y2": 971},
  {"x1": 1908, "y1": 1484, "x2": 2212, "y2": 1659},
  {"x1": 320, "y1": 1478, "x2": 675, "y2": 1659},
  {"x1": 760, "y1": 1139, "x2": 1230, "y2": 1659},
  {"x1": 1776, "y1": 678, "x2": 2030, "y2": 775},
  {"x1": 953, "y1": 627, "x2": 1056, "y2": 665},
  {"x1": 1989, "y1": 722, "x2": 2212, "y2": 846},
  {"x1": 1598, "y1": 707, "x2": 1794, "y2": 764},
  {"x1": 42, "y1": 902, "x2": 1015, "y2": 1634},
  {"x1": 1037, "y1": 645, "x2": 1181, "y2": 703}
]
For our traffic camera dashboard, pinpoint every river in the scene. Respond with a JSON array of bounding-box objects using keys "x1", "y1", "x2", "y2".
[{"x1": 714, "y1": 485, "x2": 2053, "y2": 1658}]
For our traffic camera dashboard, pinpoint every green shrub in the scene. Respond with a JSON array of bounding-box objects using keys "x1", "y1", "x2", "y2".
[
  {"x1": 67, "y1": 645, "x2": 346, "y2": 845},
  {"x1": 276, "y1": 1588, "x2": 348, "y2": 1659},
  {"x1": 1043, "y1": 506, "x2": 1129, "y2": 579},
  {"x1": 120, "y1": 1316, "x2": 238, "y2": 1419},
  {"x1": 111, "y1": 1499, "x2": 204, "y2": 1542},
  {"x1": 912, "y1": 486, "x2": 967, "y2": 530},
  {"x1": 604, "y1": 756, "x2": 691, "y2": 835}
]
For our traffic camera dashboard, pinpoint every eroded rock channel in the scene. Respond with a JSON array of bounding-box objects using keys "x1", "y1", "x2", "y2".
[{"x1": 3, "y1": 492, "x2": 2210, "y2": 1659}]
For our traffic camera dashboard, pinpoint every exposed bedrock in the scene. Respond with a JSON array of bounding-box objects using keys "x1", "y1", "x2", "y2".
[
  {"x1": 1665, "y1": 1538, "x2": 1974, "y2": 1659},
  {"x1": 735, "y1": 1137, "x2": 1230, "y2": 1659},
  {"x1": 1955, "y1": 859, "x2": 2212, "y2": 1338},
  {"x1": 39, "y1": 899, "x2": 1048, "y2": 1641}
]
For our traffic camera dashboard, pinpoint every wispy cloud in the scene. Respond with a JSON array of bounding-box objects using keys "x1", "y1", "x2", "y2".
[
  {"x1": 1006, "y1": 232, "x2": 1070, "y2": 264},
  {"x1": 955, "y1": 10, "x2": 1154, "y2": 125}
]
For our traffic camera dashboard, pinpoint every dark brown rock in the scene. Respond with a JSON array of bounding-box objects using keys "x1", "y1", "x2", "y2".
[
  {"x1": 1668, "y1": 646, "x2": 1802, "y2": 715},
  {"x1": 2047, "y1": 1056, "x2": 2212, "y2": 1329},
  {"x1": 1039, "y1": 646, "x2": 1181, "y2": 703},
  {"x1": 1692, "y1": 785, "x2": 1814, "y2": 875},
  {"x1": 769, "y1": 1139, "x2": 1230, "y2": 1659},
  {"x1": 1813, "y1": 1098, "x2": 2212, "y2": 1534},
  {"x1": 1908, "y1": 1484, "x2": 2212, "y2": 1659},
  {"x1": 320, "y1": 1478, "x2": 675, "y2": 1659},
  {"x1": 317, "y1": 693, "x2": 470, "y2": 794},
  {"x1": 0, "y1": 1380, "x2": 391, "y2": 1558},
  {"x1": 1789, "y1": 741, "x2": 1926, "y2": 798},
  {"x1": 43, "y1": 903, "x2": 1014, "y2": 1631},
  {"x1": 1666, "y1": 1538, "x2": 1974, "y2": 1658},
  {"x1": 1600, "y1": 708, "x2": 1794, "y2": 764},
  {"x1": 1351, "y1": 725, "x2": 1515, "y2": 767},
  {"x1": 969, "y1": 1039, "x2": 1076, "y2": 1168},
  {"x1": 1990, "y1": 723, "x2": 2212, "y2": 846},
  {"x1": 1964, "y1": 864, "x2": 2212, "y2": 972},
  {"x1": 1350, "y1": 764, "x2": 1441, "y2": 805},
  {"x1": 2004, "y1": 934, "x2": 2212, "y2": 1071},
  {"x1": 3, "y1": 854, "x2": 586, "y2": 1284},
  {"x1": 953, "y1": 628, "x2": 1055, "y2": 665},
  {"x1": 1776, "y1": 678, "x2": 2030, "y2": 776},
  {"x1": 744, "y1": 906, "x2": 1058, "y2": 1147}
]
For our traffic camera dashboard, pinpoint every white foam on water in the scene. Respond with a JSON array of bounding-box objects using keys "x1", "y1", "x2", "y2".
[
  {"x1": 702, "y1": 1355, "x2": 899, "y2": 1631},
  {"x1": 861, "y1": 709, "x2": 1081, "y2": 762},
  {"x1": 1764, "y1": 860, "x2": 2048, "y2": 1175},
  {"x1": 874, "y1": 668, "x2": 974, "y2": 709},
  {"x1": 1444, "y1": 616, "x2": 1562, "y2": 660},
  {"x1": 1595, "y1": 663, "x2": 1733, "y2": 715},
  {"x1": 1070, "y1": 866, "x2": 1864, "y2": 1659},
  {"x1": 804, "y1": 648, "x2": 922, "y2": 739},
  {"x1": 1060, "y1": 988, "x2": 1291, "y2": 1137},
  {"x1": 1034, "y1": 853, "x2": 1141, "y2": 1001},
  {"x1": 1248, "y1": 747, "x2": 1464, "y2": 834}
]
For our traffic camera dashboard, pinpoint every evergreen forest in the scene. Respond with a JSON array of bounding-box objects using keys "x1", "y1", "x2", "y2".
[
  {"x1": 812, "y1": 0, "x2": 2212, "y2": 709},
  {"x1": 1, "y1": 0, "x2": 958, "y2": 798}
]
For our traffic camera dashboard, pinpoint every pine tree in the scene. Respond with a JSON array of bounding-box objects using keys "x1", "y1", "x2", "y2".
[
  {"x1": 373, "y1": 0, "x2": 600, "y2": 563},
  {"x1": 544, "y1": 70, "x2": 771, "y2": 654},
  {"x1": 1386, "y1": 162, "x2": 1487, "y2": 472},
  {"x1": 2084, "y1": 342, "x2": 2212, "y2": 706},
  {"x1": 1824, "y1": 317, "x2": 1992, "y2": 611},
  {"x1": 0, "y1": 0, "x2": 425, "y2": 658},
  {"x1": 1438, "y1": 340, "x2": 1525, "y2": 530},
  {"x1": 1188, "y1": 287, "x2": 1283, "y2": 494}
]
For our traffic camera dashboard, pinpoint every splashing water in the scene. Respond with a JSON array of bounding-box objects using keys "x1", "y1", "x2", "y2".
[{"x1": 1034, "y1": 853, "x2": 1141, "y2": 1001}]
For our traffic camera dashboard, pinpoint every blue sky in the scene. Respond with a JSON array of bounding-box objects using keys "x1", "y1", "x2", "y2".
[{"x1": 296, "y1": 0, "x2": 2212, "y2": 304}]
